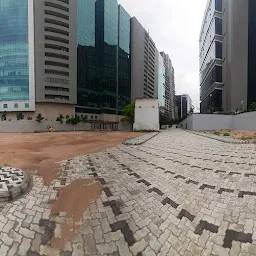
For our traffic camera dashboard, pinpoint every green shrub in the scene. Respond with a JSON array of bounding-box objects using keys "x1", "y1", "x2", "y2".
[
  {"x1": 36, "y1": 113, "x2": 44, "y2": 123},
  {"x1": 1, "y1": 111, "x2": 7, "y2": 121},
  {"x1": 27, "y1": 116, "x2": 33, "y2": 120},
  {"x1": 56, "y1": 114, "x2": 64, "y2": 124},
  {"x1": 223, "y1": 133, "x2": 230, "y2": 136},
  {"x1": 214, "y1": 132, "x2": 220, "y2": 136},
  {"x1": 16, "y1": 112, "x2": 24, "y2": 120}
]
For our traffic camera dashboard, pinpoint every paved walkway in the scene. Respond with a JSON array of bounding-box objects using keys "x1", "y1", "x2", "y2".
[{"x1": 1, "y1": 130, "x2": 256, "y2": 255}]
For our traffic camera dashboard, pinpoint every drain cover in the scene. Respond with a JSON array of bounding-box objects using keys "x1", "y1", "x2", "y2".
[{"x1": 0, "y1": 167, "x2": 30, "y2": 202}]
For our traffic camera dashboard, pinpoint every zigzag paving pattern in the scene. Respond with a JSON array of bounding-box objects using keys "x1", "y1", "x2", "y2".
[{"x1": 1, "y1": 130, "x2": 256, "y2": 255}]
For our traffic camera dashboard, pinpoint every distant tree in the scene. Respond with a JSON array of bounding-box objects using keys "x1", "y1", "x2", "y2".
[
  {"x1": 159, "y1": 107, "x2": 171, "y2": 127},
  {"x1": 189, "y1": 107, "x2": 194, "y2": 114},
  {"x1": 121, "y1": 103, "x2": 135, "y2": 124},
  {"x1": 66, "y1": 115, "x2": 81, "y2": 131}
]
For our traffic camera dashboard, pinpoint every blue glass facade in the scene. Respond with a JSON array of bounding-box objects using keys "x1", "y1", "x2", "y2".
[
  {"x1": 248, "y1": 0, "x2": 256, "y2": 107},
  {"x1": 117, "y1": 5, "x2": 131, "y2": 113},
  {"x1": 96, "y1": 0, "x2": 118, "y2": 114},
  {"x1": 0, "y1": 0, "x2": 29, "y2": 103},
  {"x1": 76, "y1": 0, "x2": 131, "y2": 115},
  {"x1": 77, "y1": 0, "x2": 98, "y2": 113}
]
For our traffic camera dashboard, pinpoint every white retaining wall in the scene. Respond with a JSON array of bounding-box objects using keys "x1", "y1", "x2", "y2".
[
  {"x1": 180, "y1": 112, "x2": 256, "y2": 131},
  {"x1": 133, "y1": 99, "x2": 160, "y2": 131},
  {"x1": 0, "y1": 121, "x2": 131, "y2": 133},
  {"x1": 233, "y1": 112, "x2": 256, "y2": 131}
]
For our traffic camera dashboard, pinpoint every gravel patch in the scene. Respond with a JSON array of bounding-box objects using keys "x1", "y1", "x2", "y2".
[{"x1": 186, "y1": 130, "x2": 250, "y2": 144}]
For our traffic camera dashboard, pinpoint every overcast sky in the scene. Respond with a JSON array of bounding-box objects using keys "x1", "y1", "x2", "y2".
[{"x1": 118, "y1": 0, "x2": 207, "y2": 111}]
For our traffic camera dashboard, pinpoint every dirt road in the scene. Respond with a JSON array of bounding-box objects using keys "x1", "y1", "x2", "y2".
[{"x1": 0, "y1": 131, "x2": 142, "y2": 183}]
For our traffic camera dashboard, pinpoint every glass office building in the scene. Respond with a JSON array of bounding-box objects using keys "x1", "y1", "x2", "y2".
[
  {"x1": 0, "y1": 0, "x2": 30, "y2": 109},
  {"x1": 96, "y1": 0, "x2": 118, "y2": 114},
  {"x1": 248, "y1": 0, "x2": 256, "y2": 107},
  {"x1": 76, "y1": 0, "x2": 131, "y2": 116},
  {"x1": 117, "y1": 5, "x2": 131, "y2": 114},
  {"x1": 77, "y1": 0, "x2": 98, "y2": 114}
]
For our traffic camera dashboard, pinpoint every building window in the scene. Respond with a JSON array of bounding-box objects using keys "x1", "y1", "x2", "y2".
[
  {"x1": 56, "y1": 0, "x2": 69, "y2": 4},
  {"x1": 45, "y1": 52, "x2": 69, "y2": 60},
  {"x1": 45, "y1": 27, "x2": 69, "y2": 37},
  {"x1": 215, "y1": 0, "x2": 222, "y2": 12},
  {"x1": 45, "y1": 18, "x2": 69, "y2": 28},
  {"x1": 14, "y1": 103, "x2": 18, "y2": 108},
  {"x1": 45, "y1": 94, "x2": 69, "y2": 100},
  {"x1": 91, "y1": 116, "x2": 93, "y2": 120},
  {"x1": 215, "y1": 18, "x2": 222, "y2": 35},
  {"x1": 3, "y1": 104, "x2": 8, "y2": 109},
  {"x1": 44, "y1": 10, "x2": 69, "y2": 20},
  {"x1": 45, "y1": 35, "x2": 69, "y2": 44},
  {"x1": 44, "y1": 1, "x2": 69, "y2": 12},
  {"x1": 215, "y1": 41, "x2": 222, "y2": 59},
  {"x1": 45, "y1": 69, "x2": 69, "y2": 77},
  {"x1": 25, "y1": 103, "x2": 29, "y2": 108},
  {"x1": 45, "y1": 86, "x2": 69, "y2": 92},
  {"x1": 95, "y1": 116, "x2": 97, "y2": 120},
  {"x1": 45, "y1": 60, "x2": 69, "y2": 68},
  {"x1": 45, "y1": 77, "x2": 69, "y2": 84}
]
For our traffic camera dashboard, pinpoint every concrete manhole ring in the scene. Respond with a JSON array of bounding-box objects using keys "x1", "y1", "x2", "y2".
[{"x1": 0, "y1": 167, "x2": 31, "y2": 202}]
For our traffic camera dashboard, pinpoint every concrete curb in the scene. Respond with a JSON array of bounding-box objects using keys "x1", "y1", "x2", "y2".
[
  {"x1": 123, "y1": 132, "x2": 159, "y2": 145},
  {"x1": 185, "y1": 130, "x2": 252, "y2": 144}
]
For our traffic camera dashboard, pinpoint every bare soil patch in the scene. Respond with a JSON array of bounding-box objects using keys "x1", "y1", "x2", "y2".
[
  {"x1": 50, "y1": 178, "x2": 101, "y2": 249},
  {"x1": 0, "y1": 131, "x2": 143, "y2": 183}
]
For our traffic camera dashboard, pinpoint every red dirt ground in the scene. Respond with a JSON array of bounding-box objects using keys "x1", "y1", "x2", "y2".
[{"x1": 0, "y1": 131, "x2": 143, "y2": 184}]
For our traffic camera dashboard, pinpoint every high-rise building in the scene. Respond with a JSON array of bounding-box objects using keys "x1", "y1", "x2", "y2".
[
  {"x1": 76, "y1": 0, "x2": 131, "y2": 119},
  {"x1": 160, "y1": 52, "x2": 176, "y2": 120},
  {"x1": 130, "y1": 17, "x2": 158, "y2": 102},
  {"x1": 158, "y1": 53, "x2": 165, "y2": 110},
  {"x1": 200, "y1": 0, "x2": 256, "y2": 113},
  {"x1": 199, "y1": 0, "x2": 223, "y2": 114},
  {"x1": 158, "y1": 52, "x2": 176, "y2": 120},
  {"x1": 95, "y1": 0, "x2": 118, "y2": 115},
  {"x1": 117, "y1": 5, "x2": 131, "y2": 114},
  {"x1": 76, "y1": 0, "x2": 98, "y2": 116},
  {"x1": 176, "y1": 94, "x2": 192, "y2": 120},
  {"x1": 0, "y1": 0, "x2": 77, "y2": 119}
]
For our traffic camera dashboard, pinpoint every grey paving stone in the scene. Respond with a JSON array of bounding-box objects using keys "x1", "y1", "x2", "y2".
[{"x1": 1, "y1": 130, "x2": 256, "y2": 255}]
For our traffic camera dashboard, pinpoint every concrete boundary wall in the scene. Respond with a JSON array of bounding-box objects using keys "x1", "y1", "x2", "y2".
[
  {"x1": 0, "y1": 121, "x2": 131, "y2": 133},
  {"x1": 180, "y1": 112, "x2": 256, "y2": 131}
]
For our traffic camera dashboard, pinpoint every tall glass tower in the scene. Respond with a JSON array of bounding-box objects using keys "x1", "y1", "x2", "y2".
[
  {"x1": 77, "y1": 0, "x2": 98, "y2": 114},
  {"x1": 117, "y1": 5, "x2": 131, "y2": 114},
  {"x1": 0, "y1": 0, "x2": 77, "y2": 118},
  {"x1": 0, "y1": 0, "x2": 31, "y2": 111},
  {"x1": 76, "y1": 0, "x2": 131, "y2": 116},
  {"x1": 95, "y1": 0, "x2": 118, "y2": 114}
]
